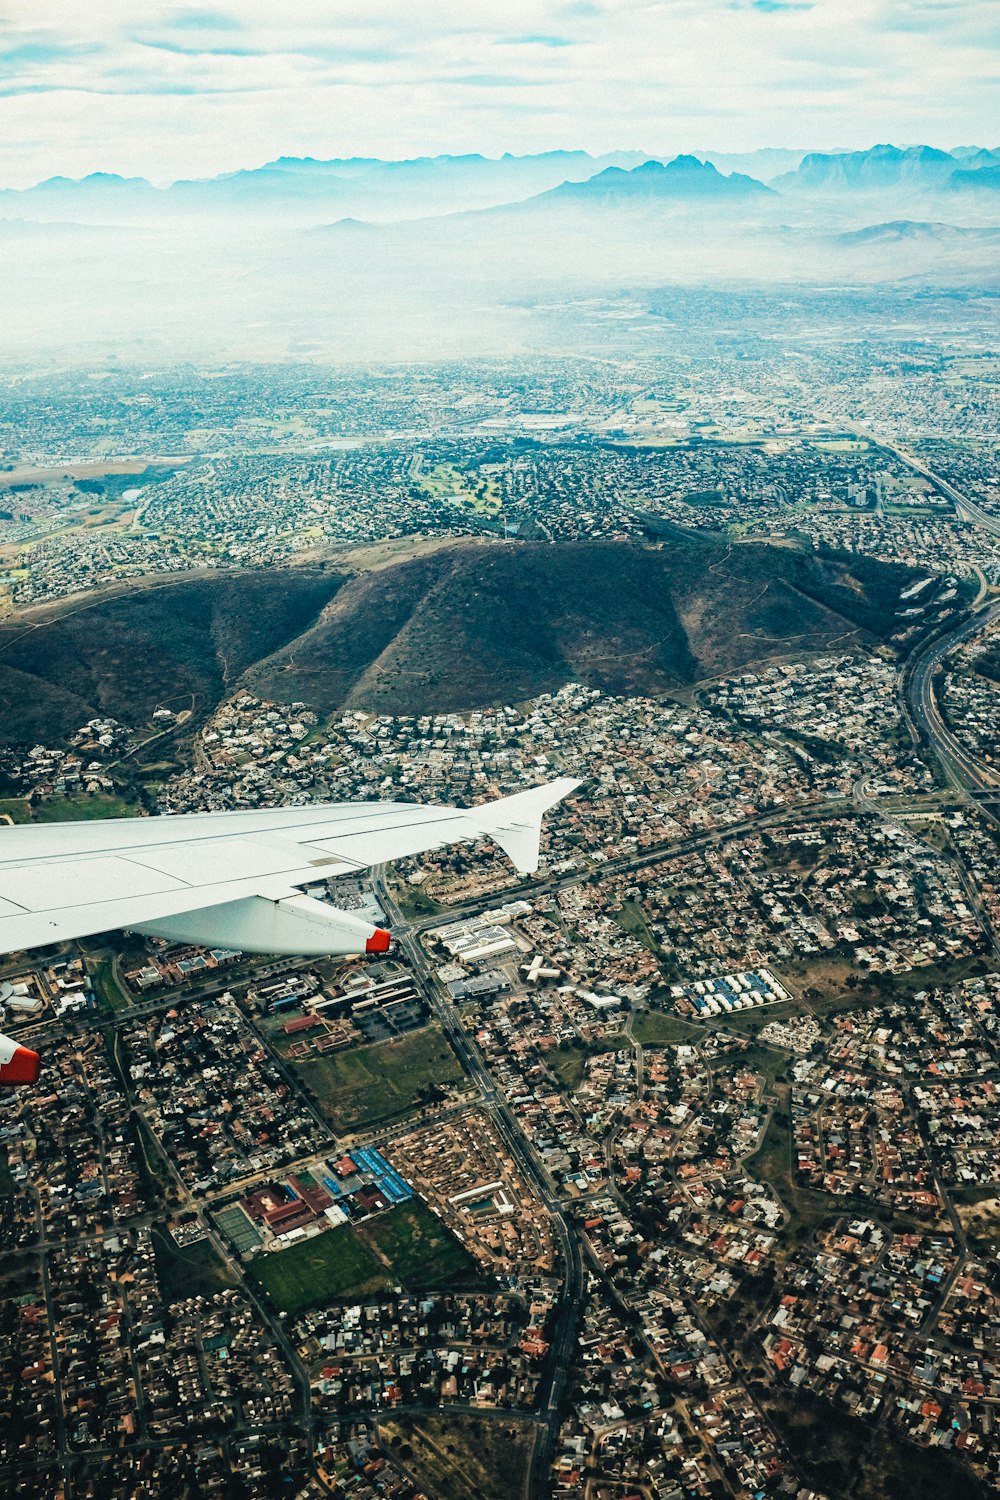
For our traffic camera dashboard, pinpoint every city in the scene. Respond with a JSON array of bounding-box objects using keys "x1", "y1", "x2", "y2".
[
  {"x1": 0, "y1": 1, "x2": 998, "y2": 1496},
  {"x1": 0, "y1": 394, "x2": 997, "y2": 1492}
]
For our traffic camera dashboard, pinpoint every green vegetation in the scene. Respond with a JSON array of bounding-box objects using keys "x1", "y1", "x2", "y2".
[
  {"x1": 90, "y1": 958, "x2": 132, "y2": 1013},
  {"x1": 413, "y1": 460, "x2": 502, "y2": 516},
  {"x1": 630, "y1": 1008, "x2": 701, "y2": 1045},
  {"x1": 763, "y1": 1386, "x2": 987, "y2": 1500},
  {"x1": 292, "y1": 1023, "x2": 465, "y2": 1132},
  {"x1": 152, "y1": 1227, "x2": 235, "y2": 1303},
  {"x1": 124, "y1": 1114, "x2": 174, "y2": 1208},
  {"x1": 357, "y1": 1199, "x2": 480, "y2": 1288},
  {"x1": 380, "y1": 1412, "x2": 536, "y2": 1500},
  {"x1": 736, "y1": 1041, "x2": 793, "y2": 1092},
  {"x1": 779, "y1": 949, "x2": 998, "y2": 1020},
  {"x1": 0, "y1": 792, "x2": 142, "y2": 828},
  {"x1": 389, "y1": 880, "x2": 445, "y2": 920},
  {"x1": 252, "y1": 1226, "x2": 390, "y2": 1312},
  {"x1": 548, "y1": 1033, "x2": 632, "y2": 1093},
  {"x1": 974, "y1": 641, "x2": 1000, "y2": 683},
  {"x1": 614, "y1": 899, "x2": 659, "y2": 954},
  {"x1": 548, "y1": 1041, "x2": 589, "y2": 1093},
  {"x1": 0, "y1": 1147, "x2": 14, "y2": 1196},
  {"x1": 0, "y1": 567, "x2": 343, "y2": 745},
  {"x1": 253, "y1": 1198, "x2": 478, "y2": 1313},
  {"x1": 743, "y1": 1103, "x2": 830, "y2": 1248}
]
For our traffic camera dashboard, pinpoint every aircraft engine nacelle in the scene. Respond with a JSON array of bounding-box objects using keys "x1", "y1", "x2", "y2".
[{"x1": 134, "y1": 892, "x2": 391, "y2": 957}]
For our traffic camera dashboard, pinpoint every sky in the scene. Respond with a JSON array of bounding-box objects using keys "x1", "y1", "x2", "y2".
[{"x1": 0, "y1": 0, "x2": 996, "y2": 187}]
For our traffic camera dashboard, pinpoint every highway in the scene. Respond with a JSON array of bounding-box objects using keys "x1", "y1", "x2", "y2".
[
  {"x1": 879, "y1": 437, "x2": 1000, "y2": 542},
  {"x1": 859, "y1": 426, "x2": 1000, "y2": 794},
  {"x1": 903, "y1": 601, "x2": 1000, "y2": 792}
]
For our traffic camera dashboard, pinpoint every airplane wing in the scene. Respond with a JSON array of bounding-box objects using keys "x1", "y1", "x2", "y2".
[{"x1": 0, "y1": 778, "x2": 581, "y2": 960}]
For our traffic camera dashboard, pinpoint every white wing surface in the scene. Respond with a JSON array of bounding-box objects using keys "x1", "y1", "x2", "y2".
[{"x1": 0, "y1": 778, "x2": 580, "y2": 957}]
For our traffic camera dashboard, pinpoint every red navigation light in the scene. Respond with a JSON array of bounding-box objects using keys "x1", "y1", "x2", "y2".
[
  {"x1": 0, "y1": 1045, "x2": 40, "y2": 1086},
  {"x1": 366, "y1": 928, "x2": 391, "y2": 954}
]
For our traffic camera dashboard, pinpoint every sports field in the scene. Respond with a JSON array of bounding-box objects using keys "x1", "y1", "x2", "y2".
[
  {"x1": 251, "y1": 1225, "x2": 390, "y2": 1312},
  {"x1": 293, "y1": 1023, "x2": 465, "y2": 1132},
  {"x1": 358, "y1": 1199, "x2": 478, "y2": 1288}
]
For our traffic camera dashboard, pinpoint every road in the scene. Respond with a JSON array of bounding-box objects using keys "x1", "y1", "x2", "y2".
[
  {"x1": 879, "y1": 437, "x2": 1000, "y2": 542},
  {"x1": 372, "y1": 865, "x2": 583, "y2": 1500},
  {"x1": 903, "y1": 601, "x2": 1000, "y2": 792}
]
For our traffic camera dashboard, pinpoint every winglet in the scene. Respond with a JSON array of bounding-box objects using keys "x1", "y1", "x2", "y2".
[{"x1": 471, "y1": 777, "x2": 582, "y2": 875}]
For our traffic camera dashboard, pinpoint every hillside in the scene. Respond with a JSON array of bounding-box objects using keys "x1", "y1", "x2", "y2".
[
  {"x1": 244, "y1": 533, "x2": 925, "y2": 717},
  {"x1": 0, "y1": 569, "x2": 343, "y2": 744},
  {"x1": 0, "y1": 536, "x2": 937, "y2": 749}
]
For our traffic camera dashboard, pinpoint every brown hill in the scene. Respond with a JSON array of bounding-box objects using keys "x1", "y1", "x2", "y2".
[
  {"x1": 0, "y1": 569, "x2": 343, "y2": 744},
  {"x1": 244, "y1": 533, "x2": 922, "y2": 716},
  {"x1": 0, "y1": 534, "x2": 934, "y2": 749}
]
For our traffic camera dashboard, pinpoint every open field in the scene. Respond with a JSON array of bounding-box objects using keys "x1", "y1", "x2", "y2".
[
  {"x1": 631, "y1": 1007, "x2": 702, "y2": 1046},
  {"x1": 548, "y1": 1041, "x2": 590, "y2": 1093},
  {"x1": 252, "y1": 1198, "x2": 478, "y2": 1312},
  {"x1": 953, "y1": 1186, "x2": 1000, "y2": 1255},
  {"x1": 389, "y1": 879, "x2": 446, "y2": 920},
  {"x1": 90, "y1": 958, "x2": 132, "y2": 1013},
  {"x1": 379, "y1": 1412, "x2": 536, "y2": 1500},
  {"x1": 548, "y1": 1033, "x2": 632, "y2": 1093},
  {"x1": 614, "y1": 899, "x2": 660, "y2": 954},
  {"x1": 292, "y1": 1023, "x2": 466, "y2": 1133},
  {"x1": 356, "y1": 1199, "x2": 480, "y2": 1288},
  {"x1": 782, "y1": 950, "x2": 998, "y2": 1015},
  {"x1": 0, "y1": 791, "x2": 144, "y2": 828},
  {"x1": 152, "y1": 1228, "x2": 235, "y2": 1303},
  {"x1": 251, "y1": 1227, "x2": 390, "y2": 1312}
]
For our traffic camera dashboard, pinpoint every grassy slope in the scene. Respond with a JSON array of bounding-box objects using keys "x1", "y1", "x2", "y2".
[{"x1": 0, "y1": 534, "x2": 931, "y2": 746}]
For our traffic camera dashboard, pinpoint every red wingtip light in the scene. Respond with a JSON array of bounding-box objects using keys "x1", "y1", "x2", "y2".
[
  {"x1": 366, "y1": 928, "x2": 391, "y2": 954},
  {"x1": 0, "y1": 1045, "x2": 40, "y2": 1086}
]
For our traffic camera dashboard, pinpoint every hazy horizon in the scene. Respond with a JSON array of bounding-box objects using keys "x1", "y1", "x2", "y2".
[{"x1": 1, "y1": 1, "x2": 997, "y2": 188}]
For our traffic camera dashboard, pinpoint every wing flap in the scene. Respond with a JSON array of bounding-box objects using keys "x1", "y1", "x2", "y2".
[{"x1": 0, "y1": 780, "x2": 581, "y2": 954}]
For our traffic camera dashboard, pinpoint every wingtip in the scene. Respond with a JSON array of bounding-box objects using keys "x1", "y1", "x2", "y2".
[
  {"x1": 0, "y1": 1045, "x2": 40, "y2": 1086},
  {"x1": 366, "y1": 928, "x2": 391, "y2": 954}
]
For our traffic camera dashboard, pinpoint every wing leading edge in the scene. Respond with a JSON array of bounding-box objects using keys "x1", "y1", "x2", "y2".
[{"x1": 0, "y1": 777, "x2": 581, "y2": 959}]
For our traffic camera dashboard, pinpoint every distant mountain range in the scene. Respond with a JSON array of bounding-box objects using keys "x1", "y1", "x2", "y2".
[
  {"x1": 0, "y1": 151, "x2": 651, "y2": 224},
  {"x1": 776, "y1": 143, "x2": 1000, "y2": 194},
  {"x1": 2, "y1": 144, "x2": 998, "y2": 228},
  {"x1": 533, "y1": 156, "x2": 774, "y2": 205},
  {"x1": 835, "y1": 220, "x2": 1000, "y2": 245}
]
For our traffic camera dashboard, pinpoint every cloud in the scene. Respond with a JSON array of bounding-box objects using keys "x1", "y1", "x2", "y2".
[
  {"x1": 164, "y1": 9, "x2": 244, "y2": 30},
  {"x1": 505, "y1": 34, "x2": 577, "y2": 46},
  {"x1": 0, "y1": 0, "x2": 994, "y2": 186}
]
